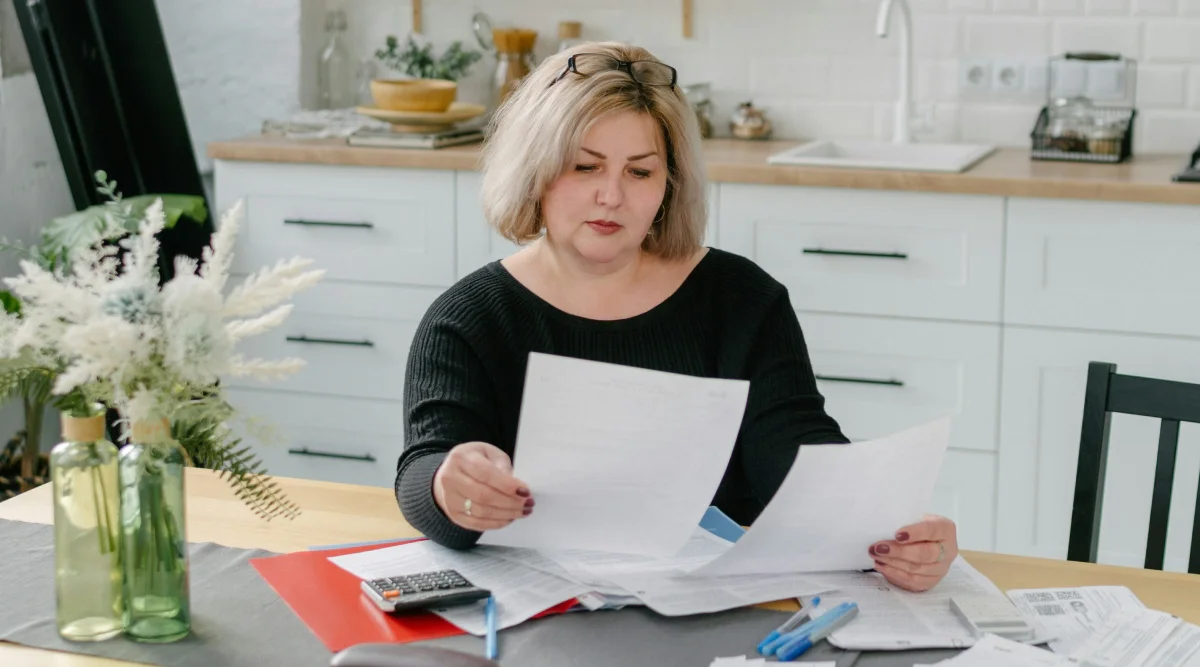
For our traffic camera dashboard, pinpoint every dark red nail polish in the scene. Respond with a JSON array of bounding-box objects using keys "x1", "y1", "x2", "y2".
[
  {"x1": 516, "y1": 487, "x2": 530, "y2": 498},
  {"x1": 868, "y1": 545, "x2": 877, "y2": 556},
  {"x1": 875, "y1": 544, "x2": 890, "y2": 555},
  {"x1": 896, "y1": 532, "x2": 910, "y2": 542},
  {"x1": 522, "y1": 507, "x2": 533, "y2": 516},
  {"x1": 524, "y1": 498, "x2": 535, "y2": 509}
]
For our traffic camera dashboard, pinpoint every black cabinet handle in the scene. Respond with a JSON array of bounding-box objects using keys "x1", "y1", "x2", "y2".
[
  {"x1": 286, "y1": 335, "x2": 375, "y2": 347},
  {"x1": 283, "y1": 218, "x2": 374, "y2": 229},
  {"x1": 803, "y1": 248, "x2": 908, "y2": 260},
  {"x1": 816, "y1": 374, "x2": 905, "y2": 387},
  {"x1": 287, "y1": 447, "x2": 375, "y2": 462}
]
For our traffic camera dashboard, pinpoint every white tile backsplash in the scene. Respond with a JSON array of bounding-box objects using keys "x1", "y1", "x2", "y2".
[
  {"x1": 1053, "y1": 20, "x2": 1143, "y2": 56},
  {"x1": 1131, "y1": 0, "x2": 1179, "y2": 14},
  {"x1": 1040, "y1": 0, "x2": 1086, "y2": 14},
  {"x1": 304, "y1": 0, "x2": 1200, "y2": 152},
  {"x1": 1086, "y1": 0, "x2": 1133, "y2": 14},
  {"x1": 965, "y1": 18, "x2": 1054, "y2": 56},
  {"x1": 1137, "y1": 66, "x2": 1188, "y2": 107},
  {"x1": 995, "y1": 0, "x2": 1039, "y2": 11}
]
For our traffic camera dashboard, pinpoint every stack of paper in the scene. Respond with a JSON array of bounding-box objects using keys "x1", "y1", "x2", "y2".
[
  {"x1": 331, "y1": 353, "x2": 954, "y2": 636},
  {"x1": 1006, "y1": 586, "x2": 1145, "y2": 655}
]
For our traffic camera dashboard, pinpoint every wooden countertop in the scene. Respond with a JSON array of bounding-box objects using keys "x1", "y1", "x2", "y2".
[
  {"x1": 7, "y1": 469, "x2": 1200, "y2": 666},
  {"x1": 208, "y1": 135, "x2": 1200, "y2": 206}
]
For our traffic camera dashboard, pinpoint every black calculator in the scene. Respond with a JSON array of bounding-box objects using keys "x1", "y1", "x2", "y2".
[{"x1": 360, "y1": 569, "x2": 492, "y2": 613}]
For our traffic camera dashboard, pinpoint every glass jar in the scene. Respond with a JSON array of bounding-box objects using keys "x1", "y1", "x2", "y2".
[
  {"x1": 1046, "y1": 96, "x2": 1094, "y2": 153},
  {"x1": 50, "y1": 406, "x2": 123, "y2": 642},
  {"x1": 119, "y1": 418, "x2": 190, "y2": 643},
  {"x1": 1088, "y1": 117, "x2": 1124, "y2": 156}
]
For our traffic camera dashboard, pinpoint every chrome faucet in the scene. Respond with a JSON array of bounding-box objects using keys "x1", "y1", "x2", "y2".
[{"x1": 876, "y1": 0, "x2": 913, "y2": 144}]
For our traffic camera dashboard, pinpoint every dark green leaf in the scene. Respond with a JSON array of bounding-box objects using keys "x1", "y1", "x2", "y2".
[{"x1": 0, "y1": 292, "x2": 20, "y2": 316}]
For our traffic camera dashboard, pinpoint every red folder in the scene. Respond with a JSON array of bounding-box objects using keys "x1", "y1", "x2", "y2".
[{"x1": 250, "y1": 540, "x2": 578, "y2": 652}]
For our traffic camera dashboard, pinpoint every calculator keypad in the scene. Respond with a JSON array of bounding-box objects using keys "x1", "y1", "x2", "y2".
[{"x1": 361, "y1": 569, "x2": 491, "y2": 613}]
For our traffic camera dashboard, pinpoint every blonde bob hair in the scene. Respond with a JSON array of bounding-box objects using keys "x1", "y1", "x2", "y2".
[{"x1": 480, "y1": 42, "x2": 707, "y2": 260}]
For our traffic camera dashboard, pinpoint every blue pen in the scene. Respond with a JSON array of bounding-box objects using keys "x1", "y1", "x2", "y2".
[
  {"x1": 776, "y1": 603, "x2": 860, "y2": 662},
  {"x1": 756, "y1": 596, "x2": 821, "y2": 654},
  {"x1": 762, "y1": 601, "x2": 857, "y2": 656},
  {"x1": 484, "y1": 596, "x2": 497, "y2": 660}
]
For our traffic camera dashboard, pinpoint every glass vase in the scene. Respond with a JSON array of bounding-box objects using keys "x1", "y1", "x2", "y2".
[
  {"x1": 118, "y1": 418, "x2": 190, "y2": 643},
  {"x1": 50, "y1": 407, "x2": 124, "y2": 642}
]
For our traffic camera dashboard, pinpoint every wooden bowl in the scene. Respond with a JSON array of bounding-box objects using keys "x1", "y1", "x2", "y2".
[{"x1": 369, "y1": 79, "x2": 457, "y2": 113}]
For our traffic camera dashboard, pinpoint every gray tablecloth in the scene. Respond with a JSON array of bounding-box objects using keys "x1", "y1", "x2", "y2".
[{"x1": 0, "y1": 518, "x2": 962, "y2": 666}]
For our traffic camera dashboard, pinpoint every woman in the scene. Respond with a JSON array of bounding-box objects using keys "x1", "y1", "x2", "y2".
[{"x1": 396, "y1": 42, "x2": 958, "y2": 592}]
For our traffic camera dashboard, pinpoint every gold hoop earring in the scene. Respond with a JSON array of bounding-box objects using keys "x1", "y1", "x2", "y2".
[{"x1": 653, "y1": 205, "x2": 667, "y2": 224}]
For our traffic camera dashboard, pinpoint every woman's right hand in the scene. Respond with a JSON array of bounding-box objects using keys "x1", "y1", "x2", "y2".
[{"x1": 433, "y1": 441, "x2": 534, "y2": 532}]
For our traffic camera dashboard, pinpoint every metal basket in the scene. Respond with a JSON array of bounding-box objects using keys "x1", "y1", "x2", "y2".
[{"x1": 1030, "y1": 106, "x2": 1136, "y2": 164}]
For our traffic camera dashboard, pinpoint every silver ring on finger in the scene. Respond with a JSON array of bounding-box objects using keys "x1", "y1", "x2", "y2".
[
  {"x1": 936, "y1": 541, "x2": 945, "y2": 563},
  {"x1": 463, "y1": 498, "x2": 473, "y2": 517}
]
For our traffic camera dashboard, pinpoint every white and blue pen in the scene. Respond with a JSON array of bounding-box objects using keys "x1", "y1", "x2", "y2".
[
  {"x1": 761, "y1": 601, "x2": 857, "y2": 657},
  {"x1": 776, "y1": 602, "x2": 860, "y2": 662},
  {"x1": 756, "y1": 596, "x2": 821, "y2": 655}
]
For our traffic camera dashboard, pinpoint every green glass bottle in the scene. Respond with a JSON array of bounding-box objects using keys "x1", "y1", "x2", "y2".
[
  {"x1": 118, "y1": 418, "x2": 190, "y2": 643},
  {"x1": 50, "y1": 406, "x2": 124, "y2": 642}
]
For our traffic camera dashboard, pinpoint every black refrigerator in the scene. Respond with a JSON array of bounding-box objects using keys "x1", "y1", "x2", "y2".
[{"x1": 12, "y1": 0, "x2": 213, "y2": 269}]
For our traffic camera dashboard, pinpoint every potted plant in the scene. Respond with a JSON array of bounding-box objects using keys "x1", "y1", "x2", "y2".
[
  {"x1": 370, "y1": 36, "x2": 483, "y2": 112},
  {"x1": 0, "y1": 172, "x2": 312, "y2": 522},
  {"x1": 0, "y1": 175, "x2": 208, "y2": 500}
]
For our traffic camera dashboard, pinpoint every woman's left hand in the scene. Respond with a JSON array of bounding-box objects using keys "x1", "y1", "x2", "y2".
[{"x1": 868, "y1": 514, "x2": 959, "y2": 592}]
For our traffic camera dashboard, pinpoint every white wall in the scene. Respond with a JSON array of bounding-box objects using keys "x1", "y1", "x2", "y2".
[{"x1": 311, "y1": 0, "x2": 1200, "y2": 153}]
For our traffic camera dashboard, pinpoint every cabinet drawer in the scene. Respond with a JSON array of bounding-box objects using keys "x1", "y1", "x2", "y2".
[
  {"x1": 719, "y1": 184, "x2": 1003, "y2": 322},
  {"x1": 800, "y1": 313, "x2": 1001, "y2": 452},
  {"x1": 224, "y1": 388, "x2": 401, "y2": 488},
  {"x1": 1005, "y1": 198, "x2": 1200, "y2": 338},
  {"x1": 222, "y1": 282, "x2": 443, "y2": 401},
  {"x1": 214, "y1": 160, "x2": 456, "y2": 287}
]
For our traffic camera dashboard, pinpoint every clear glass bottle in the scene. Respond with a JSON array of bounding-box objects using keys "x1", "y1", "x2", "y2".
[
  {"x1": 119, "y1": 418, "x2": 190, "y2": 643},
  {"x1": 50, "y1": 405, "x2": 123, "y2": 642},
  {"x1": 317, "y1": 9, "x2": 353, "y2": 109}
]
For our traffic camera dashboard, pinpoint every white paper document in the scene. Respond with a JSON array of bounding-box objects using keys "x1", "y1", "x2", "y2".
[
  {"x1": 479, "y1": 353, "x2": 749, "y2": 557},
  {"x1": 1070, "y1": 609, "x2": 1200, "y2": 667},
  {"x1": 1006, "y1": 586, "x2": 1145, "y2": 656},
  {"x1": 696, "y1": 418, "x2": 950, "y2": 576},
  {"x1": 603, "y1": 568, "x2": 830, "y2": 616},
  {"x1": 799, "y1": 558, "x2": 1024, "y2": 650},
  {"x1": 328, "y1": 540, "x2": 589, "y2": 635},
  {"x1": 917, "y1": 634, "x2": 1068, "y2": 666}
]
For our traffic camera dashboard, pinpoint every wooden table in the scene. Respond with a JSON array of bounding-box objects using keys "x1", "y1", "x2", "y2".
[{"x1": 4, "y1": 469, "x2": 1200, "y2": 666}]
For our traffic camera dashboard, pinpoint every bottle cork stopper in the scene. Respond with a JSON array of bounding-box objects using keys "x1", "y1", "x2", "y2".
[
  {"x1": 558, "y1": 21, "x2": 581, "y2": 40},
  {"x1": 131, "y1": 418, "x2": 171, "y2": 443},
  {"x1": 61, "y1": 414, "x2": 106, "y2": 443}
]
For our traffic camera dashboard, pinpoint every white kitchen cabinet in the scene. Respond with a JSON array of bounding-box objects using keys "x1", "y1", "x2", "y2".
[
  {"x1": 1006, "y1": 198, "x2": 1200, "y2": 338},
  {"x1": 214, "y1": 160, "x2": 458, "y2": 287},
  {"x1": 222, "y1": 281, "x2": 442, "y2": 401},
  {"x1": 996, "y1": 327, "x2": 1200, "y2": 571},
  {"x1": 223, "y1": 388, "x2": 402, "y2": 488},
  {"x1": 799, "y1": 312, "x2": 1001, "y2": 453},
  {"x1": 718, "y1": 184, "x2": 1004, "y2": 323}
]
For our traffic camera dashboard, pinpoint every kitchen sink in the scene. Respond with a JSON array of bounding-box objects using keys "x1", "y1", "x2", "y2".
[{"x1": 767, "y1": 140, "x2": 997, "y2": 173}]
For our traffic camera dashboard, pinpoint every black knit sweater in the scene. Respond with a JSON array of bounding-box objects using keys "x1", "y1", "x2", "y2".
[{"x1": 396, "y1": 248, "x2": 849, "y2": 549}]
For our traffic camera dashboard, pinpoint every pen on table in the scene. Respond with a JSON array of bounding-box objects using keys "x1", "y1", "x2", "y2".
[
  {"x1": 776, "y1": 602, "x2": 860, "y2": 662},
  {"x1": 485, "y1": 596, "x2": 497, "y2": 661},
  {"x1": 756, "y1": 596, "x2": 821, "y2": 655},
  {"x1": 761, "y1": 601, "x2": 857, "y2": 656}
]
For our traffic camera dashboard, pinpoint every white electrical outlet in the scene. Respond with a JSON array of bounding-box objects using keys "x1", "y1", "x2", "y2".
[
  {"x1": 992, "y1": 60, "x2": 1024, "y2": 96},
  {"x1": 959, "y1": 58, "x2": 992, "y2": 98}
]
